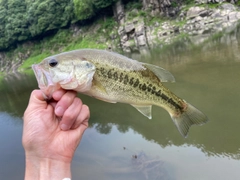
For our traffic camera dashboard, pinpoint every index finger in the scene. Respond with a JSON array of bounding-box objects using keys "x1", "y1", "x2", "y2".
[
  {"x1": 54, "y1": 90, "x2": 77, "y2": 117},
  {"x1": 52, "y1": 89, "x2": 68, "y2": 101}
]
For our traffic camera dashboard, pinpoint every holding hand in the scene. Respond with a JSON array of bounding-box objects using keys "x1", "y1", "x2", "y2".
[{"x1": 23, "y1": 89, "x2": 90, "y2": 180}]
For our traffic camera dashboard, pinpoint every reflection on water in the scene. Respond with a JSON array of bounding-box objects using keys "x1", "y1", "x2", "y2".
[
  {"x1": 0, "y1": 112, "x2": 24, "y2": 179},
  {"x1": 1, "y1": 29, "x2": 240, "y2": 179}
]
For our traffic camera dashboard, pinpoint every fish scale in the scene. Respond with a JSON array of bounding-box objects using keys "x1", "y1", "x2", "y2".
[{"x1": 92, "y1": 62, "x2": 183, "y2": 112}]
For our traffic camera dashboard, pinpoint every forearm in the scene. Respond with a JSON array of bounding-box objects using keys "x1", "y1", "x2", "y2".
[{"x1": 25, "y1": 156, "x2": 71, "y2": 180}]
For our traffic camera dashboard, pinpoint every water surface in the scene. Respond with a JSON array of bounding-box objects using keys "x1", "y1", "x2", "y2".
[{"x1": 0, "y1": 34, "x2": 240, "y2": 179}]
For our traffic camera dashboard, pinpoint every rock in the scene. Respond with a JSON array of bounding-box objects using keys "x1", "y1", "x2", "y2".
[
  {"x1": 142, "y1": 0, "x2": 179, "y2": 17},
  {"x1": 125, "y1": 23, "x2": 135, "y2": 33},
  {"x1": 195, "y1": 0, "x2": 208, "y2": 4},
  {"x1": 220, "y1": 3, "x2": 236, "y2": 11},
  {"x1": 228, "y1": 11, "x2": 238, "y2": 22},
  {"x1": 118, "y1": 26, "x2": 125, "y2": 37},
  {"x1": 181, "y1": 1, "x2": 240, "y2": 41},
  {"x1": 198, "y1": 9, "x2": 209, "y2": 17},
  {"x1": 122, "y1": 35, "x2": 128, "y2": 42},
  {"x1": 113, "y1": 0, "x2": 125, "y2": 25},
  {"x1": 137, "y1": 35, "x2": 147, "y2": 46},
  {"x1": 135, "y1": 23, "x2": 145, "y2": 36},
  {"x1": 186, "y1": 7, "x2": 206, "y2": 19}
]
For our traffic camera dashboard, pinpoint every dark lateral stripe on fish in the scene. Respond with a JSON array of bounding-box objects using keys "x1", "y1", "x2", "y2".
[{"x1": 96, "y1": 67, "x2": 183, "y2": 111}]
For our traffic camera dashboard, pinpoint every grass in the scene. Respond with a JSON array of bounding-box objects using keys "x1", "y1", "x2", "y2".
[
  {"x1": 19, "y1": 53, "x2": 50, "y2": 71},
  {"x1": 198, "y1": 3, "x2": 219, "y2": 9},
  {"x1": 18, "y1": 36, "x2": 108, "y2": 72},
  {"x1": 17, "y1": 21, "x2": 110, "y2": 72},
  {"x1": 17, "y1": 14, "x2": 119, "y2": 72},
  {"x1": 63, "y1": 37, "x2": 107, "y2": 51}
]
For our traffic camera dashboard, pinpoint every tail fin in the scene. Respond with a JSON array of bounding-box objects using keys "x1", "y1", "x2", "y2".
[{"x1": 170, "y1": 102, "x2": 208, "y2": 138}]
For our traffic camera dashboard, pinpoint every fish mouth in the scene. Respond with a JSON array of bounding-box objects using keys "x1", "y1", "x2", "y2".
[{"x1": 32, "y1": 64, "x2": 57, "y2": 99}]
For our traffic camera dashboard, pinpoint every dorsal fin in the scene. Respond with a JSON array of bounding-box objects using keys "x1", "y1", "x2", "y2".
[{"x1": 143, "y1": 63, "x2": 175, "y2": 82}]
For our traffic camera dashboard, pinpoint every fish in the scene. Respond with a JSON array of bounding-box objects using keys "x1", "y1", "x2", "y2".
[{"x1": 32, "y1": 49, "x2": 208, "y2": 137}]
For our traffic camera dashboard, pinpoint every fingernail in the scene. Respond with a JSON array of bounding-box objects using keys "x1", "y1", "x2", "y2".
[
  {"x1": 60, "y1": 124, "x2": 69, "y2": 131},
  {"x1": 55, "y1": 106, "x2": 64, "y2": 116}
]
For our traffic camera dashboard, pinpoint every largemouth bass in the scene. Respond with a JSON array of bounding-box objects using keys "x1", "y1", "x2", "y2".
[{"x1": 32, "y1": 49, "x2": 208, "y2": 137}]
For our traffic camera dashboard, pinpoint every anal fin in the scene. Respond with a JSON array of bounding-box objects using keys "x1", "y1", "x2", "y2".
[{"x1": 131, "y1": 104, "x2": 152, "y2": 119}]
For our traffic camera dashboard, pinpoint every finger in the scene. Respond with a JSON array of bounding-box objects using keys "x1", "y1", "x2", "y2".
[
  {"x1": 54, "y1": 91, "x2": 77, "y2": 117},
  {"x1": 52, "y1": 89, "x2": 67, "y2": 101},
  {"x1": 25, "y1": 90, "x2": 47, "y2": 111},
  {"x1": 75, "y1": 115, "x2": 89, "y2": 142},
  {"x1": 71, "y1": 105, "x2": 90, "y2": 143},
  {"x1": 71, "y1": 105, "x2": 90, "y2": 130},
  {"x1": 60, "y1": 98, "x2": 83, "y2": 131},
  {"x1": 23, "y1": 90, "x2": 54, "y2": 125}
]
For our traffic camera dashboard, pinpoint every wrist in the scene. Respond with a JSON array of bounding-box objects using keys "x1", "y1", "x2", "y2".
[{"x1": 25, "y1": 155, "x2": 71, "y2": 180}]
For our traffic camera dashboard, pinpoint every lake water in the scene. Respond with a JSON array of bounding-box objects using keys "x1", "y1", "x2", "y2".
[{"x1": 1, "y1": 32, "x2": 240, "y2": 179}]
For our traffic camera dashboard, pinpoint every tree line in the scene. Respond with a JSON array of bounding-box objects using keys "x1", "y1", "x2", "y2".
[{"x1": 0, "y1": 0, "x2": 117, "y2": 50}]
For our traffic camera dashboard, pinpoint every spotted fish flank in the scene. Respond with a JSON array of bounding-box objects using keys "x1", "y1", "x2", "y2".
[{"x1": 32, "y1": 49, "x2": 208, "y2": 137}]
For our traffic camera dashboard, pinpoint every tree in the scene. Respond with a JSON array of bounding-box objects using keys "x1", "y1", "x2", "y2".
[
  {"x1": 27, "y1": 0, "x2": 74, "y2": 37},
  {"x1": 93, "y1": 0, "x2": 117, "y2": 10},
  {"x1": 0, "y1": 0, "x2": 8, "y2": 49},
  {"x1": 0, "y1": 0, "x2": 30, "y2": 49},
  {"x1": 0, "y1": 0, "x2": 119, "y2": 50},
  {"x1": 73, "y1": 0, "x2": 95, "y2": 21},
  {"x1": 5, "y1": 0, "x2": 30, "y2": 42},
  {"x1": 73, "y1": 0, "x2": 117, "y2": 21}
]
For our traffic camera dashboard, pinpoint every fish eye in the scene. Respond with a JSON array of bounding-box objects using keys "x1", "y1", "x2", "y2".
[{"x1": 49, "y1": 59, "x2": 58, "y2": 67}]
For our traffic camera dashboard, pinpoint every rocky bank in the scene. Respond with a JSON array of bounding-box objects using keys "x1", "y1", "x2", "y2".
[
  {"x1": 1, "y1": 0, "x2": 240, "y2": 73},
  {"x1": 111, "y1": 0, "x2": 240, "y2": 52}
]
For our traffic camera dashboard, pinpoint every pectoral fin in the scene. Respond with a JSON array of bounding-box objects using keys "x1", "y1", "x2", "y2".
[
  {"x1": 91, "y1": 79, "x2": 117, "y2": 103},
  {"x1": 92, "y1": 79, "x2": 108, "y2": 94},
  {"x1": 131, "y1": 104, "x2": 152, "y2": 119}
]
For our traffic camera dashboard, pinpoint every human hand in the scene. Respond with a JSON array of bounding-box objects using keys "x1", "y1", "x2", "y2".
[{"x1": 22, "y1": 89, "x2": 90, "y2": 179}]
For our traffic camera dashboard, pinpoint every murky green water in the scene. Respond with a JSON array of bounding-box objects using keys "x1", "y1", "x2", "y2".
[{"x1": 1, "y1": 32, "x2": 240, "y2": 179}]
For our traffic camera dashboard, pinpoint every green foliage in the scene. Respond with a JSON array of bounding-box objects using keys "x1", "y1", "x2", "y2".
[
  {"x1": 17, "y1": 26, "x2": 107, "y2": 72},
  {"x1": 125, "y1": 0, "x2": 142, "y2": 10},
  {"x1": 0, "y1": 3, "x2": 7, "y2": 49},
  {"x1": 19, "y1": 53, "x2": 50, "y2": 71},
  {"x1": 93, "y1": 0, "x2": 117, "y2": 10},
  {"x1": 0, "y1": 0, "x2": 119, "y2": 50},
  {"x1": 184, "y1": 0, "x2": 195, "y2": 4},
  {"x1": 205, "y1": 3, "x2": 219, "y2": 9},
  {"x1": 73, "y1": 0, "x2": 95, "y2": 20},
  {"x1": 27, "y1": 0, "x2": 74, "y2": 37},
  {"x1": 64, "y1": 37, "x2": 107, "y2": 51},
  {"x1": 101, "y1": 18, "x2": 117, "y2": 30},
  {"x1": 0, "y1": 0, "x2": 30, "y2": 48},
  {"x1": 171, "y1": 1, "x2": 177, "y2": 8},
  {"x1": 73, "y1": 0, "x2": 116, "y2": 21},
  {"x1": 139, "y1": 10, "x2": 147, "y2": 17},
  {"x1": 5, "y1": 0, "x2": 30, "y2": 42},
  {"x1": 0, "y1": 0, "x2": 74, "y2": 50}
]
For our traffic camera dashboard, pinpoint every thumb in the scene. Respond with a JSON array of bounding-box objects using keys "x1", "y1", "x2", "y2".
[{"x1": 26, "y1": 90, "x2": 48, "y2": 111}]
